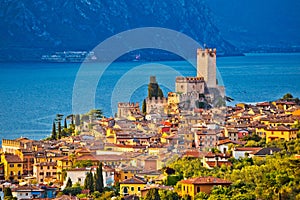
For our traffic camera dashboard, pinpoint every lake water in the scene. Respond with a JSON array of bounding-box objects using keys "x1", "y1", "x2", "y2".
[{"x1": 0, "y1": 53, "x2": 299, "y2": 141}]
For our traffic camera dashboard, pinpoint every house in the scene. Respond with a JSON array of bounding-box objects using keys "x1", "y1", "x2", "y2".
[
  {"x1": 1, "y1": 154, "x2": 23, "y2": 181},
  {"x1": 202, "y1": 152, "x2": 232, "y2": 169},
  {"x1": 120, "y1": 176, "x2": 147, "y2": 197},
  {"x1": 232, "y1": 147, "x2": 262, "y2": 159},
  {"x1": 115, "y1": 165, "x2": 143, "y2": 182},
  {"x1": 249, "y1": 147, "x2": 281, "y2": 157},
  {"x1": 64, "y1": 165, "x2": 114, "y2": 189},
  {"x1": 180, "y1": 176, "x2": 231, "y2": 199},
  {"x1": 11, "y1": 186, "x2": 44, "y2": 199},
  {"x1": 216, "y1": 139, "x2": 239, "y2": 154},
  {"x1": 265, "y1": 125, "x2": 298, "y2": 143},
  {"x1": 33, "y1": 162, "x2": 57, "y2": 184}
]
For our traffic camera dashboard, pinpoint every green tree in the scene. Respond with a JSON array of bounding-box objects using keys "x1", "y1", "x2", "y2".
[
  {"x1": 142, "y1": 99, "x2": 147, "y2": 114},
  {"x1": 66, "y1": 177, "x2": 72, "y2": 188},
  {"x1": 62, "y1": 186, "x2": 82, "y2": 196},
  {"x1": 145, "y1": 188, "x2": 161, "y2": 200},
  {"x1": 84, "y1": 171, "x2": 94, "y2": 193},
  {"x1": 282, "y1": 93, "x2": 293, "y2": 100},
  {"x1": 94, "y1": 162, "x2": 104, "y2": 193},
  {"x1": 194, "y1": 192, "x2": 208, "y2": 200},
  {"x1": 158, "y1": 88, "x2": 164, "y2": 98},
  {"x1": 51, "y1": 122, "x2": 56, "y2": 140},
  {"x1": 3, "y1": 187, "x2": 12, "y2": 198},
  {"x1": 64, "y1": 118, "x2": 67, "y2": 129}
]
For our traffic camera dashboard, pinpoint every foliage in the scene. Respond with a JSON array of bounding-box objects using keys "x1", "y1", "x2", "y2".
[
  {"x1": 145, "y1": 188, "x2": 161, "y2": 200},
  {"x1": 51, "y1": 122, "x2": 56, "y2": 140},
  {"x1": 194, "y1": 192, "x2": 208, "y2": 200},
  {"x1": 74, "y1": 160, "x2": 93, "y2": 168},
  {"x1": 62, "y1": 186, "x2": 82, "y2": 196},
  {"x1": 164, "y1": 167, "x2": 175, "y2": 175},
  {"x1": 142, "y1": 99, "x2": 147, "y2": 114},
  {"x1": 165, "y1": 175, "x2": 182, "y2": 186},
  {"x1": 94, "y1": 162, "x2": 104, "y2": 193},
  {"x1": 158, "y1": 189, "x2": 180, "y2": 200},
  {"x1": 166, "y1": 139, "x2": 300, "y2": 200},
  {"x1": 84, "y1": 171, "x2": 94, "y2": 193},
  {"x1": 66, "y1": 177, "x2": 72, "y2": 188},
  {"x1": 3, "y1": 187, "x2": 12, "y2": 197}
]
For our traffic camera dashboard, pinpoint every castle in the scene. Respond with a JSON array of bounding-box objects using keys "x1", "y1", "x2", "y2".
[{"x1": 174, "y1": 48, "x2": 225, "y2": 110}]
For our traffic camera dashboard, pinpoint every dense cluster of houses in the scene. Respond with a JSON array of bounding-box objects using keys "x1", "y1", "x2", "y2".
[{"x1": 0, "y1": 97, "x2": 298, "y2": 199}]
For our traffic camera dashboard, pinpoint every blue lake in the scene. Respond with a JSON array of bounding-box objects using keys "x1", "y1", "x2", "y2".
[{"x1": 0, "y1": 53, "x2": 299, "y2": 141}]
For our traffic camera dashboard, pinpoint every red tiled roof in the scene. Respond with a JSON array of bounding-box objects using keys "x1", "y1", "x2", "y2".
[
  {"x1": 217, "y1": 139, "x2": 239, "y2": 146},
  {"x1": 267, "y1": 125, "x2": 298, "y2": 131},
  {"x1": 4, "y1": 154, "x2": 22, "y2": 163},
  {"x1": 180, "y1": 176, "x2": 231, "y2": 185},
  {"x1": 120, "y1": 176, "x2": 146, "y2": 184},
  {"x1": 234, "y1": 147, "x2": 262, "y2": 151}
]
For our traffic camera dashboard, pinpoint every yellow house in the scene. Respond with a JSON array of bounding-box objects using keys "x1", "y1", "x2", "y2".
[
  {"x1": 265, "y1": 126, "x2": 298, "y2": 143},
  {"x1": 56, "y1": 156, "x2": 73, "y2": 182},
  {"x1": 180, "y1": 177, "x2": 231, "y2": 199},
  {"x1": 115, "y1": 165, "x2": 143, "y2": 182},
  {"x1": 120, "y1": 176, "x2": 146, "y2": 197},
  {"x1": 1, "y1": 154, "x2": 23, "y2": 181}
]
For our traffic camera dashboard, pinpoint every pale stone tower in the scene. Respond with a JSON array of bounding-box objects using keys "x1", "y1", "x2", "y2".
[{"x1": 197, "y1": 48, "x2": 217, "y2": 88}]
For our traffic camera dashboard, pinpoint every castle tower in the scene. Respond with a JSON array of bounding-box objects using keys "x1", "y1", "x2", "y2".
[{"x1": 197, "y1": 48, "x2": 217, "y2": 88}]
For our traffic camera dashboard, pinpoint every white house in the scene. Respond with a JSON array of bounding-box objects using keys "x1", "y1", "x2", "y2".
[
  {"x1": 63, "y1": 165, "x2": 114, "y2": 189},
  {"x1": 232, "y1": 147, "x2": 262, "y2": 159}
]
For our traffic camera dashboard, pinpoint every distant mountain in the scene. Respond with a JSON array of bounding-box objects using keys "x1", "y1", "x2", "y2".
[
  {"x1": 1, "y1": 0, "x2": 299, "y2": 62},
  {"x1": 0, "y1": 0, "x2": 240, "y2": 62},
  {"x1": 207, "y1": 0, "x2": 300, "y2": 53}
]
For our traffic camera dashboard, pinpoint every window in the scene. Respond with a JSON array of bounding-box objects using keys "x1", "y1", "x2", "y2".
[
  {"x1": 40, "y1": 179, "x2": 43, "y2": 182},
  {"x1": 25, "y1": 193, "x2": 28, "y2": 196},
  {"x1": 78, "y1": 178, "x2": 81, "y2": 182},
  {"x1": 9, "y1": 164, "x2": 14, "y2": 167},
  {"x1": 125, "y1": 176, "x2": 127, "y2": 179},
  {"x1": 138, "y1": 187, "x2": 140, "y2": 191},
  {"x1": 39, "y1": 172, "x2": 44, "y2": 175},
  {"x1": 197, "y1": 186, "x2": 200, "y2": 193},
  {"x1": 131, "y1": 187, "x2": 134, "y2": 191},
  {"x1": 40, "y1": 166, "x2": 43, "y2": 170},
  {"x1": 17, "y1": 164, "x2": 22, "y2": 167},
  {"x1": 183, "y1": 186, "x2": 185, "y2": 191},
  {"x1": 47, "y1": 166, "x2": 50, "y2": 170}
]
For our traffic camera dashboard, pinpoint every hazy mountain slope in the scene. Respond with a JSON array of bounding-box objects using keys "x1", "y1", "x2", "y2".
[
  {"x1": 207, "y1": 0, "x2": 300, "y2": 52},
  {"x1": 0, "y1": 0, "x2": 239, "y2": 61}
]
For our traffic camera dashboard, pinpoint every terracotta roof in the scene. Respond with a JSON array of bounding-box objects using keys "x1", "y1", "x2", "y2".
[
  {"x1": 217, "y1": 139, "x2": 239, "y2": 146},
  {"x1": 267, "y1": 125, "x2": 298, "y2": 131},
  {"x1": 205, "y1": 161, "x2": 232, "y2": 168},
  {"x1": 234, "y1": 147, "x2": 262, "y2": 151},
  {"x1": 120, "y1": 176, "x2": 146, "y2": 184},
  {"x1": 204, "y1": 152, "x2": 231, "y2": 158},
  {"x1": 4, "y1": 154, "x2": 22, "y2": 163},
  {"x1": 12, "y1": 185, "x2": 44, "y2": 192},
  {"x1": 76, "y1": 154, "x2": 99, "y2": 162},
  {"x1": 180, "y1": 176, "x2": 231, "y2": 185}
]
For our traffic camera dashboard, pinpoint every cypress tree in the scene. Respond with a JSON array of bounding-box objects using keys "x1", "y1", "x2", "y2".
[
  {"x1": 64, "y1": 118, "x2": 67, "y2": 129},
  {"x1": 3, "y1": 187, "x2": 13, "y2": 198},
  {"x1": 51, "y1": 122, "x2": 56, "y2": 140},
  {"x1": 145, "y1": 188, "x2": 161, "y2": 200},
  {"x1": 94, "y1": 162, "x2": 104, "y2": 193},
  {"x1": 66, "y1": 177, "x2": 72, "y2": 188},
  {"x1": 142, "y1": 99, "x2": 147, "y2": 114},
  {"x1": 84, "y1": 171, "x2": 94, "y2": 194},
  {"x1": 57, "y1": 121, "x2": 62, "y2": 139}
]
